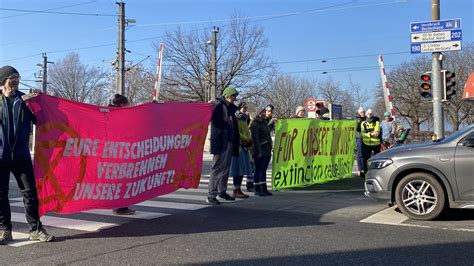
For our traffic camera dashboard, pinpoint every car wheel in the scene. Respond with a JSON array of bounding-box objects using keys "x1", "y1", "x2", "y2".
[{"x1": 395, "y1": 172, "x2": 446, "y2": 220}]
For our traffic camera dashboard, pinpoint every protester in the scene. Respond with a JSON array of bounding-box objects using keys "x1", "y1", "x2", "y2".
[
  {"x1": 355, "y1": 107, "x2": 366, "y2": 177},
  {"x1": 293, "y1": 106, "x2": 305, "y2": 118},
  {"x1": 264, "y1": 104, "x2": 277, "y2": 133},
  {"x1": 229, "y1": 102, "x2": 252, "y2": 199},
  {"x1": 0, "y1": 65, "x2": 54, "y2": 244},
  {"x1": 207, "y1": 86, "x2": 240, "y2": 205},
  {"x1": 394, "y1": 123, "x2": 410, "y2": 146},
  {"x1": 316, "y1": 102, "x2": 330, "y2": 120},
  {"x1": 380, "y1": 111, "x2": 395, "y2": 151},
  {"x1": 250, "y1": 106, "x2": 273, "y2": 196},
  {"x1": 108, "y1": 94, "x2": 136, "y2": 215},
  {"x1": 360, "y1": 109, "x2": 381, "y2": 176}
]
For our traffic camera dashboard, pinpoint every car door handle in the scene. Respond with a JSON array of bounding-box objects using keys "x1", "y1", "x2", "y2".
[{"x1": 439, "y1": 158, "x2": 451, "y2": 162}]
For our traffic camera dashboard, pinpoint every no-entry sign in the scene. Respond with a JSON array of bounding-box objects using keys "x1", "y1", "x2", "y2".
[{"x1": 305, "y1": 98, "x2": 317, "y2": 112}]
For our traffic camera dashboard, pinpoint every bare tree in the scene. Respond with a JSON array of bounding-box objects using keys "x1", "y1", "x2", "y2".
[
  {"x1": 156, "y1": 14, "x2": 274, "y2": 102},
  {"x1": 442, "y1": 44, "x2": 474, "y2": 130},
  {"x1": 348, "y1": 75, "x2": 368, "y2": 109},
  {"x1": 375, "y1": 57, "x2": 433, "y2": 132},
  {"x1": 49, "y1": 52, "x2": 109, "y2": 104},
  {"x1": 257, "y1": 74, "x2": 315, "y2": 118},
  {"x1": 316, "y1": 78, "x2": 355, "y2": 118},
  {"x1": 125, "y1": 64, "x2": 155, "y2": 105}
]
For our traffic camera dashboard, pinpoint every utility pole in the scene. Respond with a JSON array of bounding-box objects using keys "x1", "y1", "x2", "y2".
[
  {"x1": 209, "y1": 27, "x2": 219, "y2": 101},
  {"x1": 36, "y1": 53, "x2": 53, "y2": 93},
  {"x1": 431, "y1": 0, "x2": 444, "y2": 139},
  {"x1": 117, "y1": 1, "x2": 126, "y2": 96}
]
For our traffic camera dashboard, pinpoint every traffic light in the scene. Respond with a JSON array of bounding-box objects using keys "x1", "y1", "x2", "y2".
[
  {"x1": 420, "y1": 72, "x2": 432, "y2": 99},
  {"x1": 443, "y1": 70, "x2": 456, "y2": 100}
]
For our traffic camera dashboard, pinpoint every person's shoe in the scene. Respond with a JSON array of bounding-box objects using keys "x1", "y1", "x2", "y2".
[
  {"x1": 254, "y1": 184, "x2": 266, "y2": 197},
  {"x1": 29, "y1": 228, "x2": 55, "y2": 242},
  {"x1": 360, "y1": 172, "x2": 366, "y2": 178},
  {"x1": 113, "y1": 207, "x2": 136, "y2": 215},
  {"x1": 233, "y1": 189, "x2": 250, "y2": 199},
  {"x1": 246, "y1": 181, "x2": 255, "y2": 192},
  {"x1": 217, "y1": 193, "x2": 235, "y2": 201},
  {"x1": 0, "y1": 230, "x2": 12, "y2": 245},
  {"x1": 206, "y1": 197, "x2": 220, "y2": 206},
  {"x1": 262, "y1": 183, "x2": 273, "y2": 196}
]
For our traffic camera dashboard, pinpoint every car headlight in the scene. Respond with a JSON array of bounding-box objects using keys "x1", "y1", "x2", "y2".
[{"x1": 369, "y1": 159, "x2": 393, "y2": 169}]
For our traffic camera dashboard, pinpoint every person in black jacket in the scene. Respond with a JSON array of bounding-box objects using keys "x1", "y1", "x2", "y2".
[
  {"x1": 0, "y1": 65, "x2": 54, "y2": 244},
  {"x1": 207, "y1": 86, "x2": 240, "y2": 205},
  {"x1": 355, "y1": 107, "x2": 366, "y2": 177},
  {"x1": 249, "y1": 106, "x2": 273, "y2": 196}
]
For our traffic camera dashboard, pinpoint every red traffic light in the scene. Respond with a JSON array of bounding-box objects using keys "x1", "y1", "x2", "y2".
[{"x1": 421, "y1": 74, "x2": 431, "y2": 82}]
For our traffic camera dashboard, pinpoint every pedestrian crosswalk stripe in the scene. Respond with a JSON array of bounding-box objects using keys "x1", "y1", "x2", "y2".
[
  {"x1": 158, "y1": 193, "x2": 207, "y2": 201},
  {"x1": 11, "y1": 212, "x2": 118, "y2": 232},
  {"x1": 76, "y1": 209, "x2": 169, "y2": 219},
  {"x1": 135, "y1": 200, "x2": 207, "y2": 210},
  {"x1": 8, "y1": 232, "x2": 36, "y2": 247}
]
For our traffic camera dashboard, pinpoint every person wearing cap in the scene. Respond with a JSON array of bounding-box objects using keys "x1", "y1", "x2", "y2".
[
  {"x1": 249, "y1": 105, "x2": 273, "y2": 196},
  {"x1": 380, "y1": 111, "x2": 395, "y2": 150},
  {"x1": 360, "y1": 108, "x2": 381, "y2": 176},
  {"x1": 207, "y1": 86, "x2": 240, "y2": 205},
  {"x1": 293, "y1": 106, "x2": 305, "y2": 118},
  {"x1": 229, "y1": 102, "x2": 251, "y2": 199},
  {"x1": 0, "y1": 65, "x2": 55, "y2": 244},
  {"x1": 355, "y1": 107, "x2": 366, "y2": 177}
]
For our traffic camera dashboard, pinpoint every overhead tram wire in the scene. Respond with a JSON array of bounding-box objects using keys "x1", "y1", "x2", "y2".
[
  {"x1": 0, "y1": 1, "x2": 407, "y2": 64},
  {"x1": 0, "y1": 1, "x2": 98, "y2": 19},
  {"x1": 0, "y1": 7, "x2": 116, "y2": 17},
  {"x1": 285, "y1": 64, "x2": 399, "y2": 75}
]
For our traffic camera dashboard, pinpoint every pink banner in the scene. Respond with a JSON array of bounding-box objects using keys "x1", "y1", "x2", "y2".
[{"x1": 25, "y1": 94, "x2": 212, "y2": 216}]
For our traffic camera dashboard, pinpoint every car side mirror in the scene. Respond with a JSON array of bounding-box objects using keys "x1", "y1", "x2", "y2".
[{"x1": 462, "y1": 138, "x2": 474, "y2": 148}]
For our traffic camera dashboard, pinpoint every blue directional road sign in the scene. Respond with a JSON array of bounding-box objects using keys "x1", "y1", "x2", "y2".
[{"x1": 410, "y1": 18, "x2": 461, "y2": 33}]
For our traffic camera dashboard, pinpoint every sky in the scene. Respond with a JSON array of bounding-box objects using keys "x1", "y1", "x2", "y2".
[{"x1": 0, "y1": 0, "x2": 472, "y2": 107}]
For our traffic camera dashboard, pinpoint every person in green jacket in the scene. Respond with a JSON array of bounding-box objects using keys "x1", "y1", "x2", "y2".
[
  {"x1": 249, "y1": 106, "x2": 273, "y2": 196},
  {"x1": 229, "y1": 102, "x2": 252, "y2": 198}
]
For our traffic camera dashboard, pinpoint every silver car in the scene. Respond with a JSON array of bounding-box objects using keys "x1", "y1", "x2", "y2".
[{"x1": 365, "y1": 125, "x2": 474, "y2": 220}]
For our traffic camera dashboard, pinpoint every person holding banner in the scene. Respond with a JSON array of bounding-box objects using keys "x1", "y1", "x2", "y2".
[
  {"x1": 355, "y1": 107, "x2": 366, "y2": 177},
  {"x1": 293, "y1": 106, "x2": 305, "y2": 118},
  {"x1": 360, "y1": 109, "x2": 381, "y2": 176},
  {"x1": 229, "y1": 102, "x2": 252, "y2": 199},
  {"x1": 0, "y1": 65, "x2": 54, "y2": 244},
  {"x1": 207, "y1": 86, "x2": 240, "y2": 205},
  {"x1": 250, "y1": 106, "x2": 273, "y2": 196},
  {"x1": 265, "y1": 104, "x2": 277, "y2": 134},
  {"x1": 108, "y1": 94, "x2": 136, "y2": 215}
]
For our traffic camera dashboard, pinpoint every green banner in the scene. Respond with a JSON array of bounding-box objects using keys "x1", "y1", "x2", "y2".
[{"x1": 272, "y1": 119, "x2": 357, "y2": 190}]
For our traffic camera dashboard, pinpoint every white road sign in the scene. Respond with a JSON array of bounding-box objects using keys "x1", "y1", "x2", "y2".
[
  {"x1": 419, "y1": 40, "x2": 462, "y2": 53},
  {"x1": 411, "y1": 30, "x2": 461, "y2": 43}
]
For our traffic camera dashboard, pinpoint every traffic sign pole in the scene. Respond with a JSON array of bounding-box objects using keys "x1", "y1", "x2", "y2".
[{"x1": 431, "y1": 0, "x2": 444, "y2": 139}]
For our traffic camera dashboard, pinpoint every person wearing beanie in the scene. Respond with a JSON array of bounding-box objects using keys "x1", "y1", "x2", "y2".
[
  {"x1": 249, "y1": 106, "x2": 273, "y2": 196},
  {"x1": 207, "y1": 86, "x2": 240, "y2": 205},
  {"x1": 0, "y1": 65, "x2": 55, "y2": 244},
  {"x1": 355, "y1": 107, "x2": 366, "y2": 177},
  {"x1": 360, "y1": 108, "x2": 381, "y2": 176},
  {"x1": 380, "y1": 111, "x2": 395, "y2": 151},
  {"x1": 294, "y1": 106, "x2": 305, "y2": 118}
]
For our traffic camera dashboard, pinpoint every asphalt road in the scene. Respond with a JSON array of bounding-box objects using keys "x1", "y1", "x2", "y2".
[{"x1": 2, "y1": 158, "x2": 474, "y2": 265}]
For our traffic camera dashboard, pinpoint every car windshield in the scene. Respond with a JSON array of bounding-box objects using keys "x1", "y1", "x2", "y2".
[{"x1": 435, "y1": 125, "x2": 474, "y2": 143}]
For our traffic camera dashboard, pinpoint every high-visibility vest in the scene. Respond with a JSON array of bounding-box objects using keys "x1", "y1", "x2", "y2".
[{"x1": 361, "y1": 120, "x2": 381, "y2": 146}]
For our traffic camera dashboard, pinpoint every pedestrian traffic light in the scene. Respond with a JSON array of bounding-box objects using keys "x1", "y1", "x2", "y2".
[
  {"x1": 443, "y1": 70, "x2": 456, "y2": 100},
  {"x1": 420, "y1": 72, "x2": 432, "y2": 99}
]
